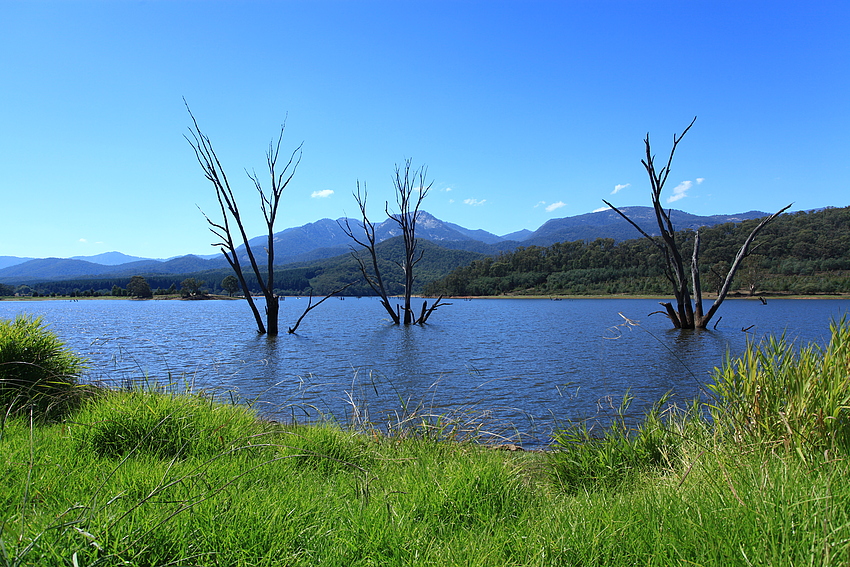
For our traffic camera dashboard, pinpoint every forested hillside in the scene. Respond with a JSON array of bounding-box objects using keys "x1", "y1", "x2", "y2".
[
  {"x1": 424, "y1": 207, "x2": 850, "y2": 297},
  {"x1": 6, "y1": 208, "x2": 848, "y2": 299}
]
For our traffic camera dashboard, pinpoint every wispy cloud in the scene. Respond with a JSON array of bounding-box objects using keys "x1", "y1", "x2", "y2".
[
  {"x1": 593, "y1": 206, "x2": 609, "y2": 213},
  {"x1": 442, "y1": 187, "x2": 452, "y2": 192},
  {"x1": 667, "y1": 180, "x2": 693, "y2": 203},
  {"x1": 696, "y1": 178, "x2": 705, "y2": 184},
  {"x1": 464, "y1": 198, "x2": 486, "y2": 206},
  {"x1": 611, "y1": 183, "x2": 630, "y2": 195},
  {"x1": 78, "y1": 238, "x2": 87, "y2": 243},
  {"x1": 534, "y1": 201, "x2": 546, "y2": 208},
  {"x1": 545, "y1": 201, "x2": 567, "y2": 212},
  {"x1": 311, "y1": 189, "x2": 334, "y2": 198}
]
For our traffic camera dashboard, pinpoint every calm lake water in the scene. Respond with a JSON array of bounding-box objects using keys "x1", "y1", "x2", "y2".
[{"x1": 2, "y1": 297, "x2": 848, "y2": 445}]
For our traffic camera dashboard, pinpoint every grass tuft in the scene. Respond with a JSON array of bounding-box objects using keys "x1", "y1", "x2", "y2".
[
  {"x1": 72, "y1": 387, "x2": 261, "y2": 459},
  {"x1": 547, "y1": 394, "x2": 703, "y2": 493},
  {"x1": 708, "y1": 316, "x2": 850, "y2": 457},
  {"x1": 0, "y1": 315, "x2": 88, "y2": 422}
]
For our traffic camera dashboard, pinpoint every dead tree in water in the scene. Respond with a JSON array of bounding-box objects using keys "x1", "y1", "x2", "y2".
[
  {"x1": 340, "y1": 181, "x2": 401, "y2": 323},
  {"x1": 287, "y1": 282, "x2": 356, "y2": 334},
  {"x1": 604, "y1": 117, "x2": 791, "y2": 329},
  {"x1": 340, "y1": 160, "x2": 447, "y2": 324},
  {"x1": 185, "y1": 104, "x2": 301, "y2": 335}
]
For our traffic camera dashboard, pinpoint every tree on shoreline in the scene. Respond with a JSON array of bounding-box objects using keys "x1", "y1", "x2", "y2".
[
  {"x1": 126, "y1": 275, "x2": 153, "y2": 298},
  {"x1": 221, "y1": 275, "x2": 239, "y2": 297},
  {"x1": 604, "y1": 118, "x2": 791, "y2": 329},
  {"x1": 180, "y1": 277, "x2": 205, "y2": 298}
]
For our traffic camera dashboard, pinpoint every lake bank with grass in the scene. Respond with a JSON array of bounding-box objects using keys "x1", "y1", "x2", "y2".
[{"x1": 2, "y1": 317, "x2": 850, "y2": 565}]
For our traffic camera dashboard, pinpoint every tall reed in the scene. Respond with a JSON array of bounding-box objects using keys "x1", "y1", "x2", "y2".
[{"x1": 708, "y1": 317, "x2": 850, "y2": 456}]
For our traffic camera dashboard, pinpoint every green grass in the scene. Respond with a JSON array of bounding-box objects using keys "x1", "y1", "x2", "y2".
[
  {"x1": 708, "y1": 316, "x2": 850, "y2": 457},
  {"x1": 1, "y1": 320, "x2": 850, "y2": 565},
  {"x1": 0, "y1": 315, "x2": 88, "y2": 422}
]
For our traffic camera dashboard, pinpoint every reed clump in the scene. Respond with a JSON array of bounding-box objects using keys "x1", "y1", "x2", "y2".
[
  {"x1": 0, "y1": 315, "x2": 88, "y2": 422},
  {"x1": 708, "y1": 317, "x2": 850, "y2": 456}
]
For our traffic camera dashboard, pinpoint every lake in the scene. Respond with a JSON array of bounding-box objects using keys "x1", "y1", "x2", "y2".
[{"x1": 2, "y1": 297, "x2": 848, "y2": 446}]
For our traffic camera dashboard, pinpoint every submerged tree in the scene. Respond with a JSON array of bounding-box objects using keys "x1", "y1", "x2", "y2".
[
  {"x1": 185, "y1": 104, "x2": 302, "y2": 334},
  {"x1": 604, "y1": 117, "x2": 791, "y2": 329},
  {"x1": 340, "y1": 159, "x2": 447, "y2": 325}
]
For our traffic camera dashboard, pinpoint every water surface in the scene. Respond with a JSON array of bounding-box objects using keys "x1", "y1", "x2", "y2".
[{"x1": 2, "y1": 297, "x2": 847, "y2": 445}]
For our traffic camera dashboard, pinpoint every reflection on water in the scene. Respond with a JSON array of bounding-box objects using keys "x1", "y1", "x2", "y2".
[{"x1": 1, "y1": 297, "x2": 847, "y2": 445}]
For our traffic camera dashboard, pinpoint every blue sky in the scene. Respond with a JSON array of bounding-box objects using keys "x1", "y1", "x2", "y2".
[{"x1": 1, "y1": 0, "x2": 847, "y2": 260}]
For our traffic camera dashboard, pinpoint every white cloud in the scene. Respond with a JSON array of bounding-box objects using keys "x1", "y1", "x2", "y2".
[
  {"x1": 593, "y1": 206, "x2": 609, "y2": 213},
  {"x1": 545, "y1": 201, "x2": 567, "y2": 212},
  {"x1": 666, "y1": 180, "x2": 693, "y2": 203},
  {"x1": 78, "y1": 238, "x2": 87, "y2": 243},
  {"x1": 696, "y1": 178, "x2": 705, "y2": 184},
  {"x1": 611, "y1": 183, "x2": 630, "y2": 195},
  {"x1": 448, "y1": 198, "x2": 455, "y2": 204},
  {"x1": 534, "y1": 201, "x2": 546, "y2": 208},
  {"x1": 464, "y1": 198, "x2": 486, "y2": 206},
  {"x1": 442, "y1": 187, "x2": 452, "y2": 192},
  {"x1": 311, "y1": 189, "x2": 334, "y2": 198}
]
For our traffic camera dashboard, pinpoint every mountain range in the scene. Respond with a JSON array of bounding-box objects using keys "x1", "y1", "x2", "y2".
[{"x1": 0, "y1": 207, "x2": 769, "y2": 284}]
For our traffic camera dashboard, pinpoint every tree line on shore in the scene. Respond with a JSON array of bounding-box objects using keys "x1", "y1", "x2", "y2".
[
  {"x1": 423, "y1": 205, "x2": 850, "y2": 297},
  {"x1": 4, "y1": 205, "x2": 848, "y2": 301}
]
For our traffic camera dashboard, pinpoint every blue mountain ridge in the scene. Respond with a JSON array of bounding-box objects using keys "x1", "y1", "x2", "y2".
[{"x1": 0, "y1": 207, "x2": 770, "y2": 283}]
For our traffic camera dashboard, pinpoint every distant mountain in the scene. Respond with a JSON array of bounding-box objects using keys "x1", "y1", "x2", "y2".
[
  {"x1": 0, "y1": 255, "x2": 219, "y2": 284},
  {"x1": 237, "y1": 218, "x2": 353, "y2": 266},
  {"x1": 0, "y1": 256, "x2": 33, "y2": 270},
  {"x1": 521, "y1": 207, "x2": 770, "y2": 246},
  {"x1": 235, "y1": 211, "x2": 503, "y2": 266},
  {"x1": 443, "y1": 222, "x2": 504, "y2": 244},
  {"x1": 0, "y1": 207, "x2": 781, "y2": 284},
  {"x1": 0, "y1": 258, "x2": 123, "y2": 281},
  {"x1": 500, "y1": 229, "x2": 532, "y2": 241},
  {"x1": 70, "y1": 251, "x2": 157, "y2": 265}
]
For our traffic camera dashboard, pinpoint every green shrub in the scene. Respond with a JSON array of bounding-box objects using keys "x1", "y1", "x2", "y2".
[
  {"x1": 0, "y1": 314, "x2": 87, "y2": 420},
  {"x1": 708, "y1": 317, "x2": 850, "y2": 457}
]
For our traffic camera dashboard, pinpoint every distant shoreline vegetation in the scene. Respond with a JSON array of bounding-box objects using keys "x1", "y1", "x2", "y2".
[{"x1": 2, "y1": 206, "x2": 849, "y2": 299}]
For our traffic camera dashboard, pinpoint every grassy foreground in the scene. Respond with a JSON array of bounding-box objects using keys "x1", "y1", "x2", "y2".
[{"x1": 2, "y1": 321, "x2": 850, "y2": 565}]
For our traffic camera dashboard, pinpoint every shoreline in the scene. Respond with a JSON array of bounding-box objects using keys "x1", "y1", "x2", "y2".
[{"x1": 3, "y1": 292, "x2": 849, "y2": 302}]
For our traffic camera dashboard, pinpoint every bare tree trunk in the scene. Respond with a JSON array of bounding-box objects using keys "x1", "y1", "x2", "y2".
[
  {"x1": 185, "y1": 102, "x2": 301, "y2": 335},
  {"x1": 417, "y1": 295, "x2": 449, "y2": 324},
  {"x1": 339, "y1": 182, "x2": 400, "y2": 324},
  {"x1": 386, "y1": 159, "x2": 433, "y2": 324},
  {"x1": 691, "y1": 230, "x2": 704, "y2": 322},
  {"x1": 604, "y1": 117, "x2": 790, "y2": 329},
  {"x1": 288, "y1": 282, "x2": 355, "y2": 334},
  {"x1": 697, "y1": 206, "x2": 790, "y2": 327},
  {"x1": 341, "y1": 159, "x2": 441, "y2": 325}
]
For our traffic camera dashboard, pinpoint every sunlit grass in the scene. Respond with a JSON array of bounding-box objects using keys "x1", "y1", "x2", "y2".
[
  {"x1": 1, "y1": 320, "x2": 850, "y2": 565},
  {"x1": 708, "y1": 317, "x2": 850, "y2": 457},
  {"x1": 0, "y1": 315, "x2": 89, "y2": 423}
]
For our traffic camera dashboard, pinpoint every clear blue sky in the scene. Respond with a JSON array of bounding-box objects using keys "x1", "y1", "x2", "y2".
[{"x1": 1, "y1": 0, "x2": 847, "y2": 259}]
